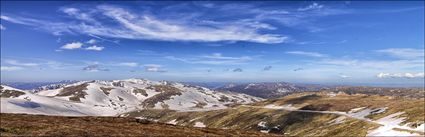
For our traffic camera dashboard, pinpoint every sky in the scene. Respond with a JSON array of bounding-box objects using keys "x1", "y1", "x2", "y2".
[{"x1": 0, "y1": 1, "x2": 424, "y2": 87}]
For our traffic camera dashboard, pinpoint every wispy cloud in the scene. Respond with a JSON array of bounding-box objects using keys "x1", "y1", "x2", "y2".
[
  {"x1": 376, "y1": 48, "x2": 424, "y2": 59},
  {"x1": 0, "y1": 15, "x2": 72, "y2": 35},
  {"x1": 293, "y1": 68, "x2": 303, "y2": 71},
  {"x1": 1, "y1": 66, "x2": 23, "y2": 71},
  {"x1": 377, "y1": 72, "x2": 424, "y2": 79},
  {"x1": 286, "y1": 51, "x2": 327, "y2": 57},
  {"x1": 117, "y1": 62, "x2": 138, "y2": 67},
  {"x1": 263, "y1": 65, "x2": 272, "y2": 71},
  {"x1": 339, "y1": 73, "x2": 351, "y2": 79},
  {"x1": 317, "y1": 58, "x2": 424, "y2": 69},
  {"x1": 86, "y1": 39, "x2": 96, "y2": 44},
  {"x1": 4, "y1": 59, "x2": 39, "y2": 67},
  {"x1": 233, "y1": 68, "x2": 243, "y2": 72},
  {"x1": 0, "y1": 24, "x2": 5, "y2": 30},
  {"x1": 1, "y1": 5, "x2": 288, "y2": 44},
  {"x1": 137, "y1": 50, "x2": 166, "y2": 56},
  {"x1": 165, "y1": 53, "x2": 253, "y2": 65}
]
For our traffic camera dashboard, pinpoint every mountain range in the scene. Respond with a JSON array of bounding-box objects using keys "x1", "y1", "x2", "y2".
[{"x1": 0, "y1": 78, "x2": 261, "y2": 116}]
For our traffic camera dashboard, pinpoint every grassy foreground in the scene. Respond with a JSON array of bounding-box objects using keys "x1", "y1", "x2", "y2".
[{"x1": 0, "y1": 113, "x2": 279, "y2": 136}]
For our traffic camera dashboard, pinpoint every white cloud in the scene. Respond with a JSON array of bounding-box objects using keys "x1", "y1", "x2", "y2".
[
  {"x1": 1, "y1": 66, "x2": 23, "y2": 71},
  {"x1": 144, "y1": 64, "x2": 166, "y2": 72},
  {"x1": 85, "y1": 45, "x2": 104, "y2": 51},
  {"x1": 118, "y1": 62, "x2": 138, "y2": 67},
  {"x1": 339, "y1": 73, "x2": 351, "y2": 78},
  {"x1": 86, "y1": 39, "x2": 96, "y2": 44},
  {"x1": 377, "y1": 72, "x2": 424, "y2": 78},
  {"x1": 376, "y1": 48, "x2": 424, "y2": 59},
  {"x1": 0, "y1": 24, "x2": 5, "y2": 30},
  {"x1": 298, "y1": 3, "x2": 324, "y2": 11},
  {"x1": 286, "y1": 51, "x2": 327, "y2": 57},
  {"x1": 61, "y1": 42, "x2": 83, "y2": 50},
  {"x1": 4, "y1": 59, "x2": 39, "y2": 66}
]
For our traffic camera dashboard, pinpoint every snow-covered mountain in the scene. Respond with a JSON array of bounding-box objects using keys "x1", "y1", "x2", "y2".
[
  {"x1": 217, "y1": 82, "x2": 326, "y2": 98},
  {"x1": 0, "y1": 78, "x2": 262, "y2": 116}
]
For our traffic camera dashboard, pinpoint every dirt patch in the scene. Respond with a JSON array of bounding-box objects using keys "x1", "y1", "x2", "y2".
[
  {"x1": 193, "y1": 101, "x2": 208, "y2": 108},
  {"x1": 117, "y1": 96, "x2": 124, "y2": 101},
  {"x1": 0, "y1": 89, "x2": 26, "y2": 98},
  {"x1": 133, "y1": 88, "x2": 148, "y2": 97},
  {"x1": 218, "y1": 95, "x2": 230, "y2": 102},
  {"x1": 56, "y1": 83, "x2": 89, "y2": 102},
  {"x1": 100, "y1": 87, "x2": 113, "y2": 95}
]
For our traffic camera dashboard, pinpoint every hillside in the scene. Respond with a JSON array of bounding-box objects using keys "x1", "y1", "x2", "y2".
[
  {"x1": 0, "y1": 113, "x2": 278, "y2": 136},
  {"x1": 216, "y1": 82, "x2": 326, "y2": 98},
  {"x1": 124, "y1": 92, "x2": 425, "y2": 136},
  {"x1": 0, "y1": 78, "x2": 261, "y2": 116}
]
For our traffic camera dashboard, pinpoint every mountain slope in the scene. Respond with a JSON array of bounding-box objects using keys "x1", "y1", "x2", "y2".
[
  {"x1": 1, "y1": 79, "x2": 261, "y2": 116},
  {"x1": 124, "y1": 91, "x2": 425, "y2": 136},
  {"x1": 1, "y1": 85, "x2": 99, "y2": 116}
]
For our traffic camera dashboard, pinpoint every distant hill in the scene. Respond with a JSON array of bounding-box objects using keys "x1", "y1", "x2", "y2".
[{"x1": 216, "y1": 82, "x2": 327, "y2": 98}]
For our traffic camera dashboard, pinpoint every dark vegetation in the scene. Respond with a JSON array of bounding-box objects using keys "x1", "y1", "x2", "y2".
[
  {"x1": 0, "y1": 86, "x2": 26, "y2": 98},
  {"x1": 132, "y1": 88, "x2": 148, "y2": 97},
  {"x1": 141, "y1": 85, "x2": 183, "y2": 108},
  {"x1": 99, "y1": 87, "x2": 113, "y2": 95},
  {"x1": 56, "y1": 83, "x2": 89, "y2": 102}
]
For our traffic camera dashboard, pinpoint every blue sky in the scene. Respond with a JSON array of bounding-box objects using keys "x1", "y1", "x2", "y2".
[{"x1": 0, "y1": 1, "x2": 424, "y2": 86}]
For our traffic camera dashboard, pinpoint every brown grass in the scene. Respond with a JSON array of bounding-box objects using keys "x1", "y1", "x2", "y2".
[{"x1": 0, "y1": 113, "x2": 279, "y2": 136}]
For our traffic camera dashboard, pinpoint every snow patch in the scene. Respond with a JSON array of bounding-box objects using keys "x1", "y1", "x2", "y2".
[
  {"x1": 167, "y1": 119, "x2": 178, "y2": 125},
  {"x1": 264, "y1": 104, "x2": 297, "y2": 110},
  {"x1": 194, "y1": 122, "x2": 206, "y2": 128},
  {"x1": 367, "y1": 112, "x2": 422, "y2": 136},
  {"x1": 328, "y1": 116, "x2": 346, "y2": 125},
  {"x1": 258, "y1": 121, "x2": 267, "y2": 128}
]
